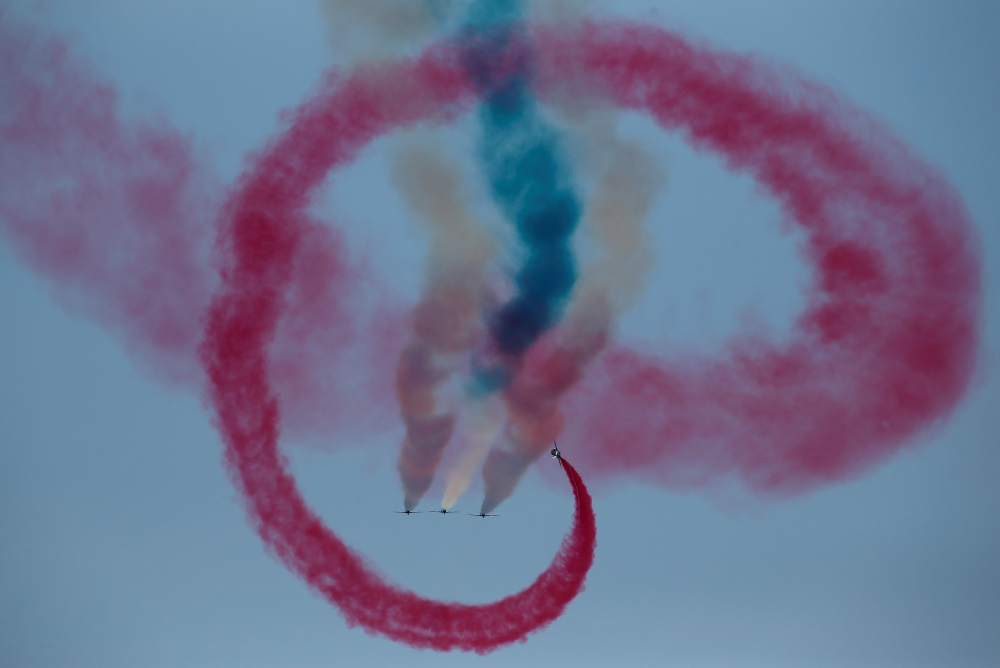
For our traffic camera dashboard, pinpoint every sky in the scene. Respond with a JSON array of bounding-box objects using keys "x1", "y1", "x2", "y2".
[{"x1": 1, "y1": 1, "x2": 998, "y2": 666}]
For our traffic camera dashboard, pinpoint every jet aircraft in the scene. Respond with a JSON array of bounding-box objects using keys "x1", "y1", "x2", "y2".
[
  {"x1": 430, "y1": 508, "x2": 459, "y2": 515},
  {"x1": 393, "y1": 509, "x2": 422, "y2": 515},
  {"x1": 468, "y1": 512, "x2": 498, "y2": 518}
]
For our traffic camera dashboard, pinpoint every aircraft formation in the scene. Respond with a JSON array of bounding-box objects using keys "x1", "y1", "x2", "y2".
[
  {"x1": 392, "y1": 443, "x2": 563, "y2": 517},
  {"x1": 394, "y1": 507, "x2": 492, "y2": 517}
]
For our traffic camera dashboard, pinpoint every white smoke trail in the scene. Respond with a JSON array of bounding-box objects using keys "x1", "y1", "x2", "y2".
[
  {"x1": 441, "y1": 392, "x2": 506, "y2": 509},
  {"x1": 391, "y1": 135, "x2": 500, "y2": 509},
  {"x1": 319, "y1": 0, "x2": 466, "y2": 64}
]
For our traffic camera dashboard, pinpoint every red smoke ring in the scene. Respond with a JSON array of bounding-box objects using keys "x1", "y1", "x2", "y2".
[
  {"x1": 200, "y1": 44, "x2": 597, "y2": 653},
  {"x1": 527, "y1": 22, "x2": 981, "y2": 494},
  {"x1": 199, "y1": 21, "x2": 980, "y2": 652}
]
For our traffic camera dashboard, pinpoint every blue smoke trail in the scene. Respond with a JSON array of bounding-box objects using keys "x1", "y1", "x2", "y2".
[
  {"x1": 461, "y1": 0, "x2": 581, "y2": 374},
  {"x1": 457, "y1": 0, "x2": 584, "y2": 513}
]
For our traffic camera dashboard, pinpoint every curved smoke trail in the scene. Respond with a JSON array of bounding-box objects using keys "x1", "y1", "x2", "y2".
[
  {"x1": 530, "y1": 22, "x2": 982, "y2": 493},
  {"x1": 205, "y1": 142, "x2": 595, "y2": 644},
  {"x1": 198, "y1": 45, "x2": 599, "y2": 651}
]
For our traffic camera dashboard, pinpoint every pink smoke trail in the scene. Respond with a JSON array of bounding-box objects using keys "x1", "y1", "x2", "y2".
[
  {"x1": 0, "y1": 15, "x2": 218, "y2": 385},
  {"x1": 529, "y1": 22, "x2": 982, "y2": 493},
  {"x1": 0, "y1": 14, "x2": 400, "y2": 442}
]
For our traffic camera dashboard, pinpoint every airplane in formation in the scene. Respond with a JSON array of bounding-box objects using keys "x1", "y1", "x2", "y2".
[{"x1": 396, "y1": 441, "x2": 567, "y2": 516}]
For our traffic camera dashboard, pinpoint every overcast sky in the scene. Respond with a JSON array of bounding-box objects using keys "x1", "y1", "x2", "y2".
[{"x1": 1, "y1": 1, "x2": 998, "y2": 667}]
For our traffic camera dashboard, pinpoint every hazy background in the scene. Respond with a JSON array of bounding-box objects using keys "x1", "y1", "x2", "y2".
[{"x1": 1, "y1": 1, "x2": 997, "y2": 666}]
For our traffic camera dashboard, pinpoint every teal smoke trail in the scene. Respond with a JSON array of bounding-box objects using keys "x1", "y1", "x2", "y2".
[{"x1": 462, "y1": 0, "x2": 581, "y2": 380}]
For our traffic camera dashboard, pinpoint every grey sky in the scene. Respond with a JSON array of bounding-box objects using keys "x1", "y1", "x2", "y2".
[{"x1": 1, "y1": 1, "x2": 998, "y2": 666}]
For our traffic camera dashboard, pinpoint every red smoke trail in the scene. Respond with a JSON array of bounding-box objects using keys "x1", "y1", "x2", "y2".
[
  {"x1": 200, "y1": 50, "x2": 594, "y2": 651},
  {"x1": 530, "y1": 23, "x2": 981, "y2": 493}
]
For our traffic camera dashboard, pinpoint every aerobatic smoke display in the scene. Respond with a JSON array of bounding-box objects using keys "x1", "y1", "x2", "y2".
[{"x1": 0, "y1": 0, "x2": 985, "y2": 659}]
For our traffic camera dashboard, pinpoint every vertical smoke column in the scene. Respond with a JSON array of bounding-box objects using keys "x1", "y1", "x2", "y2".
[
  {"x1": 462, "y1": 0, "x2": 581, "y2": 365},
  {"x1": 392, "y1": 141, "x2": 498, "y2": 510},
  {"x1": 459, "y1": 0, "x2": 585, "y2": 512},
  {"x1": 480, "y1": 115, "x2": 663, "y2": 514}
]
